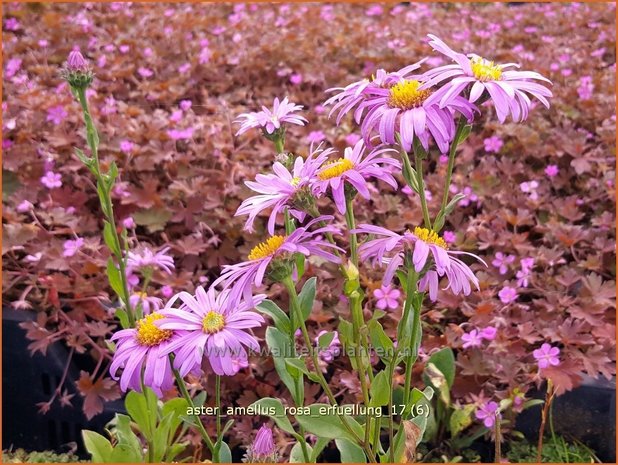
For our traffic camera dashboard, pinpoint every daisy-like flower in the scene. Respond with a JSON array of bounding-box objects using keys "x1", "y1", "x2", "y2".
[
  {"x1": 109, "y1": 312, "x2": 178, "y2": 397},
  {"x1": 354, "y1": 224, "x2": 485, "y2": 301},
  {"x1": 129, "y1": 292, "x2": 163, "y2": 315},
  {"x1": 213, "y1": 216, "x2": 342, "y2": 304},
  {"x1": 157, "y1": 286, "x2": 265, "y2": 376},
  {"x1": 235, "y1": 146, "x2": 333, "y2": 233},
  {"x1": 235, "y1": 97, "x2": 307, "y2": 136},
  {"x1": 422, "y1": 34, "x2": 552, "y2": 123},
  {"x1": 324, "y1": 62, "x2": 426, "y2": 125},
  {"x1": 313, "y1": 139, "x2": 400, "y2": 214},
  {"x1": 356, "y1": 75, "x2": 477, "y2": 153},
  {"x1": 533, "y1": 343, "x2": 560, "y2": 369},
  {"x1": 126, "y1": 246, "x2": 175, "y2": 274}
]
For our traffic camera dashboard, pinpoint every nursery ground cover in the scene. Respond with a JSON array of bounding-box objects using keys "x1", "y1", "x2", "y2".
[{"x1": 2, "y1": 2, "x2": 616, "y2": 461}]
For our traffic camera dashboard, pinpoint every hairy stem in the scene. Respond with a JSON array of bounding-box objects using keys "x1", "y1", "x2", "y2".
[{"x1": 413, "y1": 151, "x2": 432, "y2": 230}]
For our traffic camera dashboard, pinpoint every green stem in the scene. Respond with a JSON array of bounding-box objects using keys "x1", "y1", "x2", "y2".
[
  {"x1": 435, "y1": 118, "x2": 467, "y2": 233},
  {"x1": 76, "y1": 87, "x2": 135, "y2": 327},
  {"x1": 273, "y1": 133, "x2": 285, "y2": 154},
  {"x1": 282, "y1": 277, "x2": 377, "y2": 463},
  {"x1": 413, "y1": 151, "x2": 432, "y2": 230},
  {"x1": 171, "y1": 363, "x2": 216, "y2": 456},
  {"x1": 344, "y1": 196, "x2": 358, "y2": 267}
]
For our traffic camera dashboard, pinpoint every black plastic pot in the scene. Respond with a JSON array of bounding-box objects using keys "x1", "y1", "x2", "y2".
[
  {"x1": 2, "y1": 307, "x2": 124, "y2": 456},
  {"x1": 515, "y1": 375, "x2": 616, "y2": 462}
]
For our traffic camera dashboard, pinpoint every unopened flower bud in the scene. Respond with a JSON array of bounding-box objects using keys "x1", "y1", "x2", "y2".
[
  {"x1": 244, "y1": 425, "x2": 277, "y2": 463},
  {"x1": 67, "y1": 50, "x2": 88, "y2": 72},
  {"x1": 61, "y1": 49, "x2": 94, "y2": 90}
]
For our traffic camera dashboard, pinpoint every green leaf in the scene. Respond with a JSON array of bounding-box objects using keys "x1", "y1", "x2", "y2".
[
  {"x1": 161, "y1": 397, "x2": 189, "y2": 441},
  {"x1": 317, "y1": 331, "x2": 335, "y2": 350},
  {"x1": 295, "y1": 404, "x2": 363, "y2": 441},
  {"x1": 338, "y1": 319, "x2": 353, "y2": 347},
  {"x1": 290, "y1": 442, "x2": 313, "y2": 463},
  {"x1": 82, "y1": 430, "x2": 113, "y2": 462},
  {"x1": 449, "y1": 404, "x2": 475, "y2": 437},
  {"x1": 298, "y1": 277, "x2": 317, "y2": 322},
  {"x1": 456, "y1": 124, "x2": 472, "y2": 145},
  {"x1": 217, "y1": 441, "x2": 232, "y2": 463},
  {"x1": 125, "y1": 388, "x2": 158, "y2": 440},
  {"x1": 110, "y1": 443, "x2": 143, "y2": 463},
  {"x1": 2, "y1": 169, "x2": 21, "y2": 200},
  {"x1": 336, "y1": 438, "x2": 367, "y2": 463},
  {"x1": 133, "y1": 208, "x2": 173, "y2": 233},
  {"x1": 114, "y1": 414, "x2": 143, "y2": 462},
  {"x1": 248, "y1": 398, "x2": 296, "y2": 435},
  {"x1": 368, "y1": 320, "x2": 394, "y2": 362},
  {"x1": 114, "y1": 308, "x2": 129, "y2": 329},
  {"x1": 265, "y1": 327, "x2": 303, "y2": 404},
  {"x1": 106, "y1": 258, "x2": 124, "y2": 299},
  {"x1": 426, "y1": 347, "x2": 455, "y2": 389},
  {"x1": 522, "y1": 399, "x2": 545, "y2": 410},
  {"x1": 424, "y1": 362, "x2": 450, "y2": 405},
  {"x1": 369, "y1": 370, "x2": 390, "y2": 407},
  {"x1": 257, "y1": 300, "x2": 291, "y2": 334}
]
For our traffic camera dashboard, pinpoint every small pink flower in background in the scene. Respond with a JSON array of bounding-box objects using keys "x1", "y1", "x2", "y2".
[
  {"x1": 46, "y1": 105, "x2": 68, "y2": 125},
  {"x1": 314, "y1": 104, "x2": 326, "y2": 115},
  {"x1": 170, "y1": 110, "x2": 183, "y2": 122},
  {"x1": 306, "y1": 130, "x2": 326, "y2": 144},
  {"x1": 577, "y1": 75, "x2": 594, "y2": 100},
  {"x1": 179, "y1": 99, "x2": 192, "y2": 111},
  {"x1": 533, "y1": 343, "x2": 560, "y2": 369},
  {"x1": 484, "y1": 136, "x2": 503, "y2": 153},
  {"x1": 41, "y1": 171, "x2": 62, "y2": 189},
  {"x1": 63, "y1": 237, "x2": 85, "y2": 257},
  {"x1": 120, "y1": 140, "x2": 134, "y2": 154},
  {"x1": 462, "y1": 329, "x2": 483, "y2": 348},
  {"x1": 373, "y1": 285, "x2": 401, "y2": 310},
  {"x1": 138, "y1": 67, "x2": 153, "y2": 78},
  {"x1": 520, "y1": 180, "x2": 539, "y2": 200},
  {"x1": 480, "y1": 326, "x2": 497, "y2": 340},
  {"x1": 366, "y1": 5, "x2": 383, "y2": 16},
  {"x1": 5, "y1": 58, "x2": 22, "y2": 79},
  {"x1": 66, "y1": 206, "x2": 76, "y2": 214},
  {"x1": 122, "y1": 217, "x2": 136, "y2": 229},
  {"x1": 167, "y1": 127, "x2": 194, "y2": 140},
  {"x1": 119, "y1": 44, "x2": 130, "y2": 54},
  {"x1": 289, "y1": 73, "x2": 303, "y2": 85},
  {"x1": 4, "y1": 17, "x2": 21, "y2": 31},
  {"x1": 25, "y1": 252, "x2": 43, "y2": 263},
  {"x1": 516, "y1": 257, "x2": 535, "y2": 287},
  {"x1": 17, "y1": 200, "x2": 33, "y2": 212},
  {"x1": 492, "y1": 252, "x2": 515, "y2": 275},
  {"x1": 127, "y1": 246, "x2": 175, "y2": 274},
  {"x1": 161, "y1": 285, "x2": 174, "y2": 298},
  {"x1": 476, "y1": 401, "x2": 499, "y2": 428},
  {"x1": 439, "y1": 154, "x2": 449, "y2": 165},
  {"x1": 457, "y1": 186, "x2": 478, "y2": 207},
  {"x1": 178, "y1": 63, "x2": 191, "y2": 74},
  {"x1": 442, "y1": 230, "x2": 456, "y2": 244},
  {"x1": 143, "y1": 47, "x2": 153, "y2": 57},
  {"x1": 401, "y1": 185, "x2": 413, "y2": 195},
  {"x1": 345, "y1": 133, "x2": 361, "y2": 146},
  {"x1": 498, "y1": 286, "x2": 518, "y2": 304},
  {"x1": 545, "y1": 164, "x2": 559, "y2": 178},
  {"x1": 315, "y1": 330, "x2": 341, "y2": 362},
  {"x1": 561, "y1": 68, "x2": 572, "y2": 77}
]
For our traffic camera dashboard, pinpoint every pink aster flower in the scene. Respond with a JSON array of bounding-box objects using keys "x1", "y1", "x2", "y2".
[
  {"x1": 462, "y1": 329, "x2": 483, "y2": 348},
  {"x1": 235, "y1": 97, "x2": 307, "y2": 136},
  {"x1": 127, "y1": 246, "x2": 175, "y2": 274},
  {"x1": 46, "y1": 106, "x2": 68, "y2": 125},
  {"x1": 492, "y1": 252, "x2": 515, "y2": 275},
  {"x1": 483, "y1": 135, "x2": 503, "y2": 153},
  {"x1": 63, "y1": 237, "x2": 85, "y2": 257},
  {"x1": 313, "y1": 140, "x2": 400, "y2": 214},
  {"x1": 213, "y1": 216, "x2": 342, "y2": 304},
  {"x1": 533, "y1": 343, "x2": 560, "y2": 369},
  {"x1": 235, "y1": 146, "x2": 333, "y2": 233},
  {"x1": 355, "y1": 70, "x2": 477, "y2": 153},
  {"x1": 129, "y1": 292, "x2": 162, "y2": 315},
  {"x1": 545, "y1": 164, "x2": 559, "y2": 177},
  {"x1": 373, "y1": 284, "x2": 401, "y2": 310},
  {"x1": 354, "y1": 224, "x2": 485, "y2": 301},
  {"x1": 475, "y1": 401, "x2": 499, "y2": 428},
  {"x1": 157, "y1": 286, "x2": 265, "y2": 376},
  {"x1": 498, "y1": 285, "x2": 518, "y2": 304},
  {"x1": 109, "y1": 312, "x2": 178, "y2": 397},
  {"x1": 315, "y1": 330, "x2": 341, "y2": 362},
  {"x1": 422, "y1": 34, "x2": 552, "y2": 123}
]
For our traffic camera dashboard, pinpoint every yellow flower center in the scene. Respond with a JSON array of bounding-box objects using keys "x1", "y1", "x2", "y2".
[
  {"x1": 413, "y1": 226, "x2": 447, "y2": 249},
  {"x1": 470, "y1": 57, "x2": 502, "y2": 81},
  {"x1": 248, "y1": 235, "x2": 286, "y2": 260},
  {"x1": 134, "y1": 291, "x2": 147, "y2": 299},
  {"x1": 318, "y1": 158, "x2": 355, "y2": 180},
  {"x1": 135, "y1": 313, "x2": 173, "y2": 347},
  {"x1": 290, "y1": 177, "x2": 301, "y2": 186},
  {"x1": 387, "y1": 80, "x2": 432, "y2": 110},
  {"x1": 202, "y1": 311, "x2": 225, "y2": 334}
]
